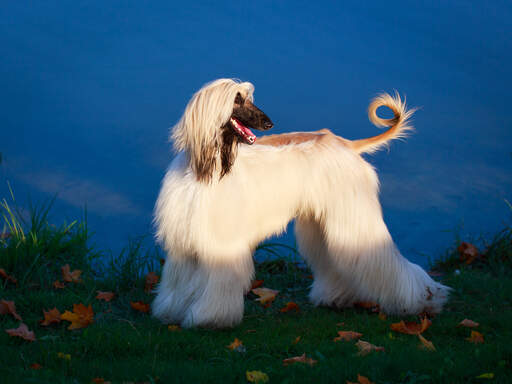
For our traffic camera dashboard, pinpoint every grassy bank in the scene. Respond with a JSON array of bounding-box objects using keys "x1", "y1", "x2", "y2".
[{"x1": 1, "y1": 199, "x2": 511, "y2": 383}]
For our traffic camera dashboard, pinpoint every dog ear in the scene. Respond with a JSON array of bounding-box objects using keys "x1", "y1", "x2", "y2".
[
  {"x1": 234, "y1": 92, "x2": 244, "y2": 106},
  {"x1": 194, "y1": 140, "x2": 220, "y2": 183}
]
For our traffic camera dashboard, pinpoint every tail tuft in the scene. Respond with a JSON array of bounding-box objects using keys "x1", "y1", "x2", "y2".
[{"x1": 352, "y1": 91, "x2": 416, "y2": 154}]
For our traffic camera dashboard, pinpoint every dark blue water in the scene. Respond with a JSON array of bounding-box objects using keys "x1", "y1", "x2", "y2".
[{"x1": 1, "y1": 2, "x2": 511, "y2": 266}]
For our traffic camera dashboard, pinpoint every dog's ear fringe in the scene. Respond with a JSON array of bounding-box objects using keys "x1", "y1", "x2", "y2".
[{"x1": 170, "y1": 79, "x2": 254, "y2": 182}]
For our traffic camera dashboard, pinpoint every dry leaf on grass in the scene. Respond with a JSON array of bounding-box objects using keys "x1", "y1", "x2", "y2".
[
  {"x1": 40, "y1": 308, "x2": 61, "y2": 326},
  {"x1": 390, "y1": 317, "x2": 431, "y2": 335},
  {"x1": 355, "y1": 340, "x2": 385, "y2": 356},
  {"x1": 466, "y1": 330, "x2": 484, "y2": 344},
  {"x1": 5, "y1": 323, "x2": 36, "y2": 341},
  {"x1": 144, "y1": 272, "x2": 159, "y2": 293},
  {"x1": 61, "y1": 264, "x2": 82, "y2": 283},
  {"x1": 246, "y1": 370, "x2": 269, "y2": 383},
  {"x1": 168, "y1": 325, "x2": 180, "y2": 331},
  {"x1": 96, "y1": 291, "x2": 115, "y2": 302},
  {"x1": 334, "y1": 331, "x2": 363, "y2": 342},
  {"x1": 280, "y1": 302, "x2": 300, "y2": 313},
  {"x1": 29, "y1": 363, "x2": 43, "y2": 370},
  {"x1": 347, "y1": 374, "x2": 375, "y2": 384},
  {"x1": 458, "y1": 242, "x2": 480, "y2": 264},
  {"x1": 227, "y1": 338, "x2": 246, "y2": 352},
  {"x1": 251, "y1": 288, "x2": 279, "y2": 307},
  {"x1": 251, "y1": 279, "x2": 264, "y2": 289},
  {"x1": 293, "y1": 336, "x2": 301, "y2": 344},
  {"x1": 418, "y1": 334, "x2": 436, "y2": 351},
  {"x1": 283, "y1": 353, "x2": 317, "y2": 366},
  {"x1": 91, "y1": 378, "x2": 111, "y2": 384},
  {"x1": 458, "y1": 319, "x2": 479, "y2": 328},
  {"x1": 61, "y1": 304, "x2": 94, "y2": 330},
  {"x1": 0, "y1": 299, "x2": 22, "y2": 321},
  {"x1": 130, "y1": 301, "x2": 150, "y2": 313},
  {"x1": 0, "y1": 268, "x2": 17, "y2": 284},
  {"x1": 53, "y1": 280, "x2": 65, "y2": 289}
]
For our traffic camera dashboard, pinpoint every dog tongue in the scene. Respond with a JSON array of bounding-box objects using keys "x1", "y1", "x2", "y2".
[{"x1": 230, "y1": 118, "x2": 256, "y2": 144}]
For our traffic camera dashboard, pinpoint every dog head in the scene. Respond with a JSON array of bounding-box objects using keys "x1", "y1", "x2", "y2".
[{"x1": 171, "y1": 79, "x2": 273, "y2": 182}]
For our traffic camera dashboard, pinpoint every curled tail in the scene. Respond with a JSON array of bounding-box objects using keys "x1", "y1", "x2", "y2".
[{"x1": 351, "y1": 91, "x2": 416, "y2": 154}]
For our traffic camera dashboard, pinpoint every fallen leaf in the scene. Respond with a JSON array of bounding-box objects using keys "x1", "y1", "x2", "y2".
[
  {"x1": 168, "y1": 325, "x2": 180, "y2": 331},
  {"x1": 283, "y1": 353, "x2": 317, "y2": 366},
  {"x1": 418, "y1": 334, "x2": 436, "y2": 351},
  {"x1": 458, "y1": 319, "x2": 479, "y2": 328},
  {"x1": 57, "y1": 352, "x2": 71, "y2": 361},
  {"x1": 246, "y1": 370, "x2": 269, "y2": 383},
  {"x1": 144, "y1": 272, "x2": 159, "y2": 293},
  {"x1": 5, "y1": 323, "x2": 36, "y2": 341},
  {"x1": 378, "y1": 312, "x2": 387, "y2": 321},
  {"x1": 355, "y1": 340, "x2": 385, "y2": 356},
  {"x1": 53, "y1": 280, "x2": 65, "y2": 289},
  {"x1": 280, "y1": 302, "x2": 300, "y2": 313},
  {"x1": 475, "y1": 373, "x2": 494, "y2": 379},
  {"x1": 61, "y1": 264, "x2": 82, "y2": 283},
  {"x1": 466, "y1": 330, "x2": 484, "y2": 344},
  {"x1": 96, "y1": 291, "x2": 115, "y2": 302},
  {"x1": 40, "y1": 308, "x2": 61, "y2": 326},
  {"x1": 390, "y1": 317, "x2": 431, "y2": 335},
  {"x1": 251, "y1": 279, "x2": 264, "y2": 289},
  {"x1": 347, "y1": 374, "x2": 375, "y2": 384},
  {"x1": 227, "y1": 338, "x2": 246, "y2": 352},
  {"x1": 130, "y1": 301, "x2": 150, "y2": 313},
  {"x1": 251, "y1": 288, "x2": 279, "y2": 307},
  {"x1": 293, "y1": 336, "x2": 301, "y2": 344},
  {"x1": 354, "y1": 301, "x2": 380, "y2": 312},
  {"x1": 0, "y1": 268, "x2": 17, "y2": 284},
  {"x1": 29, "y1": 363, "x2": 43, "y2": 370},
  {"x1": 0, "y1": 299, "x2": 22, "y2": 321},
  {"x1": 458, "y1": 242, "x2": 480, "y2": 264},
  {"x1": 334, "y1": 331, "x2": 363, "y2": 342},
  {"x1": 61, "y1": 303, "x2": 94, "y2": 330},
  {"x1": 92, "y1": 378, "x2": 111, "y2": 384}
]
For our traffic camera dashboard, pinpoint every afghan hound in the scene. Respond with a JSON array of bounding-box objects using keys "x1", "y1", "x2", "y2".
[{"x1": 152, "y1": 78, "x2": 449, "y2": 328}]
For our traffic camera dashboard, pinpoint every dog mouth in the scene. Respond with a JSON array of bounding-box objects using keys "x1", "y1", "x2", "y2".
[{"x1": 230, "y1": 117, "x2": 256, "y2": 145}]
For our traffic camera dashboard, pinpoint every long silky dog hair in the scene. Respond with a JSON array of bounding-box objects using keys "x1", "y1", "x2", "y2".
[{"x1": 152, "y1": 78, "x2": 449, "y2": 328}]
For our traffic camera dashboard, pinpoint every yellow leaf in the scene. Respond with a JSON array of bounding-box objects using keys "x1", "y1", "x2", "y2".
[
  {"x1": 246, "y1": 370, "x2": 269, "y2": 383},
  {"x1": 251, "y1": 288, "x2": 279, "y2": 307},
  {"x1": 227, "y1": 338, "x2": 245, "y2": 352},
  {"x1": 390, "y1": 317, "x2": 431, "y2": 335},
  {"x1": 466, "y1": 330, "x2": 484, "y2": 344},
  {"x1": 61, "y1": 303, "x2": 94, "y2": 330},
  {"x1": 475, "y1": 373, "x2": 494, "y2": 379},
  {"x1": 57, "y1": 352, "x2": 71, "y2": 361}
]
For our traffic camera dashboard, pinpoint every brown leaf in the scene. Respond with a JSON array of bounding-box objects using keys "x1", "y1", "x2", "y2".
[
  {"x1": 29, "y1": 363, "x2": 43, "y2": 370},
  {"x1": 251, "y1": 288, "x2": 279, "y2": 307},
  {"x1": 418, "y1": 334, "x2": 436, "y2": 351},
  {"x1": 0, "y1": 299, "x2": 22, "y2": 321},
  {"x1": 293, "y1": 336, "x2": 301, "y2": 344},
  {"x1": 354, "y1": 301, "x2": 380, "y2": 313},
  {"x1": 334, "y1": 331, "x2": 363, "y2": 342},
  {"x1": 378, "y1": 312, "x2": 387, "y2": 321},
  {"x1": 144, "y1": 272, "x2": 159, "y2": 293},
  {"x1": 227, "y1": 338, "x2": 245, "y2": 351},
  {"x1": 390, "y1": 317, "x2": 431, "y2": 335},
  {"x1": 347, "y1": 374, "x2": 375, "y2": 384},
  {"x1": 458, "y1": 319, "x2": 479, "y2": 328},
  {"x1": 355, "y1": 340, "x2": 385, "y2": 356},
  {"x1": 61, "y1": 264, "x2": 82, "y2": 283},
  {"x1": 130, "y1": 301, "x2": 150, "y2": 313},
  {"x1": 40, "y1": 308, "x2": 61, "y2": 326},
  {"x1": 280, "y1": 302, "x2": 300, "y2": 313},
  {"x1": 458, "y1": 242, "x2": 480, "y2": 264},
  {"x1": 0, "y1": 268, "x2": 17, "y2": 284},
  {"x1": 53, "y1": 280, "x2": 65, "y2": 289},
  {"x1": 96, "y1": 291, "x2": 115, "y2": 302},
  {"x1": 61, "y1": 303, "x2": 94, "y2": 330},
  {"x1": 168, "y1": 325, "x2": 180, "y2": 331},
  {"x1": 92, "y1": 378, "x2": 111, "y2": 384},
  {"x1": 466, "y1": 330, "x2": 484, "y2": 344},
  {"x1": 283, "y1": 353, "x2": 317, "y2": 366},
  {"x1": 251, "y1": 279, "x2": 264, "y2": 289},
  {"x1": 5, "y1": 323, "x2": 36, "y2": 341}
]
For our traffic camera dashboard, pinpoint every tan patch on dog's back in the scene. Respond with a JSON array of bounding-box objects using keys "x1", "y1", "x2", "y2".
[{"x1": 256, "y1": 129, "x2": 339, "y2": 147}]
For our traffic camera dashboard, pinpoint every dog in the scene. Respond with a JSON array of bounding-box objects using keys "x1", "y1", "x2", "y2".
[{"x1": 152, "y1": 78, "x2": 450, "y2": 328}]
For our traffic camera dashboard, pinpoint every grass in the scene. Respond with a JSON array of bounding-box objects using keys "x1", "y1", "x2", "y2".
[{"x1": 1, "y1": 200, "x2": 512, "y2": 383}]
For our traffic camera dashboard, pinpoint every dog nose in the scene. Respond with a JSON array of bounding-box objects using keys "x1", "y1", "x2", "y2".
[{"x1": 264, "y1": 121, "x2": 273, "y2": 130}]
